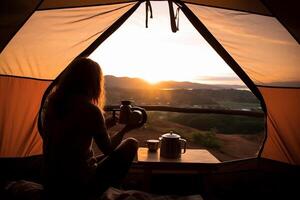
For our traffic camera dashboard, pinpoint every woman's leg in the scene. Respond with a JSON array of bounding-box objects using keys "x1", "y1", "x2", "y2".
[{"x1": 91, "y1": 137, "x2": 138, "y2": 195}]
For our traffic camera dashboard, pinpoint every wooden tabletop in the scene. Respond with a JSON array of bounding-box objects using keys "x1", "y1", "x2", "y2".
[{"x1": 136, "y1": 147, "x2": 220, "y2": 164}]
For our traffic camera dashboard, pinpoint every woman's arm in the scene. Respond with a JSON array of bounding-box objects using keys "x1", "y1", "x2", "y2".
[
  {"x1": 109, "y1": 128, "x2": 127, "y2": 150},
  {"x1": 109, "y1": 125, "x2": 137, "y2": 150},
  {"x1": 85, "y1": 104, "x2": 112, "y2": 155},
  {"x1": 89, "y1": 106, "x2": 134, "y2": 155}
]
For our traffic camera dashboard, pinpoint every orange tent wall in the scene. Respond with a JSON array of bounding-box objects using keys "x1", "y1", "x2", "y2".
[
  {"x1": 259, "y1": 87, "x2": 300, "y2": 164},
  {"x1": 0, "y1": 76, "x2": 50, "y2": 157}
]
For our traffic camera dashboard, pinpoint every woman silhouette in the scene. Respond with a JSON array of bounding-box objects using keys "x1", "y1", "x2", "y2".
[{"x1": 41, "y1": 57, "x2": 138, "y2": 199}]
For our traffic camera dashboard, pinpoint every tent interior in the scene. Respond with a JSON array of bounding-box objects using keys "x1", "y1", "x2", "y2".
[{"x1": 1, "y1": 0, "x2": 300, "y2": 199}]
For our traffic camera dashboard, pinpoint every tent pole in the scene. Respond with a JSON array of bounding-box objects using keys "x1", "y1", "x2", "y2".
[
  {"x1": 261, "y1": 0, "x2": 300, "y2": 44},
  {"x1": 78, "y1": 1, "x2": 141, "y2": 57},
  {"x1": 0, "y1": 0, "x2": 44, "y2": 54},
  {"x1": 177, "y1": 0, "x2": 266, "y2": 112}
]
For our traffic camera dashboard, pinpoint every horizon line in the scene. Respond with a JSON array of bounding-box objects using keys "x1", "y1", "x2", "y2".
[{"x1": 104, "y1": 74, "x2": 247, "y2": 87}]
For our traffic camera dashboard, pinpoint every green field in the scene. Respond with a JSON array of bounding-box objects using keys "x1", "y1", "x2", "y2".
[{"x1": 146, "y1": 111, "x2": 264, "y2": 135}]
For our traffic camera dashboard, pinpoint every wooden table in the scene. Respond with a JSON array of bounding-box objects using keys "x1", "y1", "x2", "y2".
[
  {"x1": 125, "y1": 148, "x2": 220, "y2": 193},
  {"x1": 136, "y1": 147, "x2": 220, "y2": 164}
]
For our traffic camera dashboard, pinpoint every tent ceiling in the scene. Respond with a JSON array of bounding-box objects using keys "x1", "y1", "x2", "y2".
[
  {"x1": 183, "y1": 0, "x2": 271, "y2": 16},
  {"x1": 38, "y1": 0, "x2": 271, "y2": 16},
  {"x1": 262, "y1": 0, "x2": 300, "y2": 44},
  {"x1": 37, "y1": 0, "x2": 299, "y2": 44},
  {"x1": 0, "y1": 0, "x2": 42, "y2": 53},
  {"x1": 39, "y1": 0, "x2": 138, "y2": 10}
]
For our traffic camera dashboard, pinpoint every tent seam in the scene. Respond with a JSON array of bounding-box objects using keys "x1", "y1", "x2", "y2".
[
  {"x1": 0, "y1": 74, "x2": 53, "y2": 82},
  {"x1": 0, "y1": 0, "x2": 45, "y2": 54}
]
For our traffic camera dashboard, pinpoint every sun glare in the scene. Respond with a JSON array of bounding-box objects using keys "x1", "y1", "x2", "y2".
[
  {"x1": 143, "y1": 76, "x2": 164, "y2": 84},
  {"x1": 90, "y1": 2, "x2": 244, "y2": 86}
]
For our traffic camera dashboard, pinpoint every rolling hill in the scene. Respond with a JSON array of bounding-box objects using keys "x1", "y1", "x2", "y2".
[{"x1": 104, "y1": 75, "x2": 247, "y2": 90}]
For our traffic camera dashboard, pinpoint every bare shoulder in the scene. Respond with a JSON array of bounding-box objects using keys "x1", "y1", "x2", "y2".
[
  {"x1": 81, "y1": 102, "x2": 105, "y2": 123},
  {"x1": 69, "y1": 97, "x2": 104, "y2": 120},
  {"x1": 82, "y1": 103, "x2": 107, "y2": 137}
]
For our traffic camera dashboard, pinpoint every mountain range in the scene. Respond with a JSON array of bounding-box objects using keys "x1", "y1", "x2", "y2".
[{"x1": 104, "y1": 75, "x2": 247, "y2": 90}]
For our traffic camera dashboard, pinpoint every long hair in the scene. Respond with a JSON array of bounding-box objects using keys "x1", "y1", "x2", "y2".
[{"x1": 52, "y1": 57, "x2": 105, "y2": 111}]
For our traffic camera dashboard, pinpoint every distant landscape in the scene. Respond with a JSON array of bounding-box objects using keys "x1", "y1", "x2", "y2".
[
  {"x1": 104, "y1": 75, "x2": 260, "y2": 110},
  {"x1": 94, "y1": 75, "x2": 265, "y2": 161},
  {"x1": 105, "y1": 75, "x2": 248, "y2": 90}
]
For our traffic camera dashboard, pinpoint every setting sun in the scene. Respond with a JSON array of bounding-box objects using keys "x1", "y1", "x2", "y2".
[
  {"x1": 142, "y1": 75, "x2": 163, "y2": 84},
  {"x1": 90, "y1": 1, "x2": 243, "y2": 86}
]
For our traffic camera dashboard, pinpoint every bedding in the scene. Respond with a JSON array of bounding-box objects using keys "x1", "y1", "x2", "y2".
[
  {"x1": 3, "y1": 180, "x2": 203, "y2": 200},
  {"x1": 101, "y1": 187, "x2": 203, "y2": 200}
]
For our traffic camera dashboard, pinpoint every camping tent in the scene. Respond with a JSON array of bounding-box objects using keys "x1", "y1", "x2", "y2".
[{"x1": 0, "y1": 0, "x2": 299, "y2": 167}]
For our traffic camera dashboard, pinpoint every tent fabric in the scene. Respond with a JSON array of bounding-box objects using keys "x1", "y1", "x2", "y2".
[
  {"x1": 259, "y1": 87, "x2": 300, "y2": 164},
  {"x1": 37, "y1": 0, "x2": 271, "y2": 16},
  {"x1": 39, "y1": 0, "x2": 138, "y2": 10},
  {"x1": 0, "y1": 2, "x2": 135, "y2": 79},
  {"x1": 183, "y1": 0, "x2": 271, "y2": 16},
  {"x1": 186, "y1": 4, "x2": 300, "y2": 87},
  {"x1": 0, "y1": 0, "x2": 299, "y2": 166},
  {"x1": 0, "y1": 0, "x2": 42, "y2": 53},
  {"x1": 262, "y1": 0, "x2": 300, "y2": 44},
  {"x1": 0, "y1": 76, "x2": 50, "y2": 157}
]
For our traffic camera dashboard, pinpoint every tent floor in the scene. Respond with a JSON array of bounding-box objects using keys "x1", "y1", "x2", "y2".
[{"x1": 1, "y1": 155, "x2": 299, "y2": 200}]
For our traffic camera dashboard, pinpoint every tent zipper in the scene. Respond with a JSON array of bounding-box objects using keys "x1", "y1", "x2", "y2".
[
  {"x1": 168, "y1": 0, "x2": 181, "y2": 32},
  {"x1": 145, "y1": 0, "x2": 153, "y2": 28}
]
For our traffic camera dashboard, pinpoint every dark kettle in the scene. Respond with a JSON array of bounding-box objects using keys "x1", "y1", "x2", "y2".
[{"x1": 118, "y1": 100, "x2": 147, "y2": 127}]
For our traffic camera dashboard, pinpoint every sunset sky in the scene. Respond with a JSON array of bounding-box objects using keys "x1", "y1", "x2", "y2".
[{"x1": 90, "y1": 2, "x2": 244, "y2": 85}]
